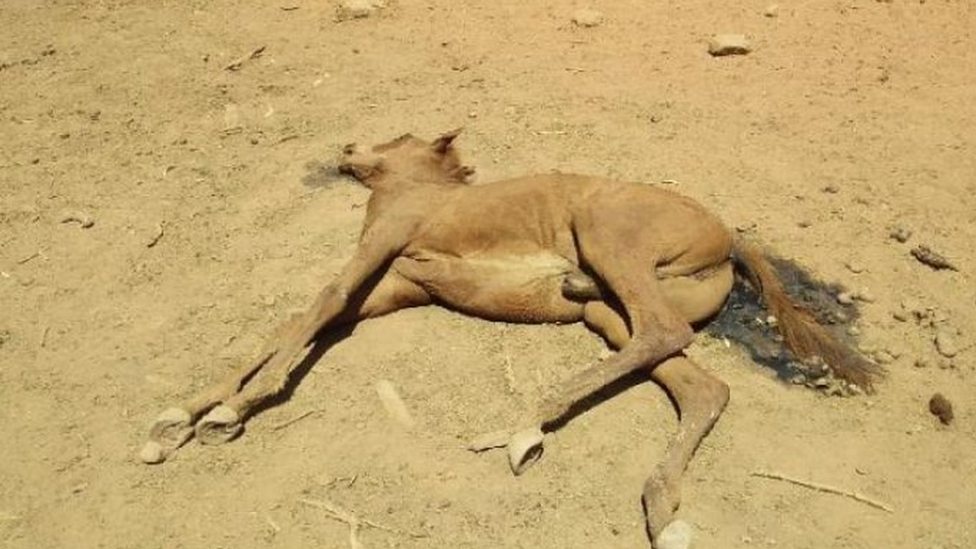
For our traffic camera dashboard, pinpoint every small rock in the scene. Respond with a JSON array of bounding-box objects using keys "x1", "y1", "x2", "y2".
[
  {"x1": 845, "y1": 260, "x2": 865, "y2": 274},
  {"x1": 886, "y1": 345, "x2": 906, "y2": 359},
  {"x1": 571, "y1": 8, "x2": 604, "y2": 27},
  {"x1": 822, "y1": 184, "x2": 840, "y2": 194},
  {"x1": 901, "y1": 297, "x2": 921, "y2": 313},
  {"x1": 837, "y1": 291, "x2": 855, "y2": 305},
  {"x1": 708, "y1": 34, "x2": 752, "y2": 57},
  {"x1": 336, "y1": 0, "x2": 385, "y2": 21},
  {"x1": 934, "y1": 331, "x2": 959, "y2": 358},
  {"x1": 889, "y1": 225, "x2": 912, "y2": 243},
  {"x1": 892, "y1": 309, "x2": 910, "y2": 322},
  {"x1": 854, "y1": 288, "x2": 876, "y2": 303},
  {"x1": 846, "y1": 325, "x2": 861, "y2": 336},
  {"x1": 873, "y1": 350, "x2": 894, "y2": 364},
  {"x1": 60, "y1": 211, "x2": 95, "y2": 229},
  {"x1": 764, "y1": 4, "x2": 779, "y2": 17},
  {"x1": 913, "y1": 358, "x2": 930, "y2": 369},
  {"x1": 928, "y1": 393, "x2": 954, "y2": 425},
  {"x1": 937, "y1": 358, "x2": 954, "y2": 370},
  {"x1": 911, "y1": 245, "x2": 958, "y2": 271},
  {"x1": 858, "y1": 342, "x2": 877, "y2": 355}
]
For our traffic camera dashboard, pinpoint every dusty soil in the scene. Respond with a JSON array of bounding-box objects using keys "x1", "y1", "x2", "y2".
[{"x1": 2, "y1": 1, "x2": 974, "y2": 548}]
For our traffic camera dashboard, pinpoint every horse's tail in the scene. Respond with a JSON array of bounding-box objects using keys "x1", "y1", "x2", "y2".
[{"x1": 732, "y1": 238, "x2": 882, "y2": 392}]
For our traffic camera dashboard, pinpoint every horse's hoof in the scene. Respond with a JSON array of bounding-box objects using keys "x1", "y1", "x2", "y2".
[
  {"x1": 507, "y1": 427, "x2": 544, "y2": 476},
  {"x1": 142, "y1": 408, "x2": 195, "y2": 463},
  {"x1": 653, "y1": 519, "x2": 693, "y2": 549},
  {"x1": 195, "y1": 405, "x2": 243, "y2": 445}
]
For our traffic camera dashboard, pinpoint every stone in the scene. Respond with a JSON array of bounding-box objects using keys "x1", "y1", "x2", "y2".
[
  {"x1": 837, "y1": 291, "x2": 855, "y2": 305},
  {"x1": 845, "y1": 260, "x2": 865, "y2": 274},
  {"x1": 708, "y1": 34, "x2": 752, "y2": 57},
  {"x1": 889, "y1": 225, "x2": 912, "y2": 243},
  {"x1": 934, "y1": 331, "x2": 959, "y2": 358},
  {"x1": 854, "y1": 288, "x2": 876, "y2": 303},
  {"x1": 913, "y1": 358, "x2": 930, "y2": 369},
  {"x1": 571, "y1": 8, "x2": 604, "y2": 27},
  {"x1": 336, "y1": 0, "x2": 385, "y2": 21},
  {"x1": 764, "y1": 4, "x2": 779, "y2": 17},
  {"x1": 886, "y1": 345, "x2": 906, "y2": 359},
  {"x1": 873, "y1": 350, "x2": 894, "y2": 364},
  {"x1": 928, "y1": 393, "x2": 954, "y2": 425}
]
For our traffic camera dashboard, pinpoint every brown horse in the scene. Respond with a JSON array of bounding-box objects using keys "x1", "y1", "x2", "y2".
[{"x1": 141, "y1": 129, "x2": 878, "y2": 548}]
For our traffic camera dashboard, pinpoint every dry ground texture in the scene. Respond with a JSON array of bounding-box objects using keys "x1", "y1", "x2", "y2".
[{"x1": 2, "y1": 1, "x2": 975, "y2": 548}]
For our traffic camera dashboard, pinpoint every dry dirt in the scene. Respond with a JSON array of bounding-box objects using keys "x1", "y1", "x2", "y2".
[{"x1": 2, "y1": 1, "x2": 975, "y2": 548}]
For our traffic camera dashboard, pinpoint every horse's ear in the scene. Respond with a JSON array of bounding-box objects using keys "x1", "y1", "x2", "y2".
[{"x1": 431, "y1": 127, "x2": 463, "y2": 154}]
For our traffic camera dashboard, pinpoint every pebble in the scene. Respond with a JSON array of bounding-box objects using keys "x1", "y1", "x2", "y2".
[
  {"x1": 571, "y1": 8, "x2": 604, "y2": 27},
  {"x1": 889, "y1": 225, "x2": 912, "y2": 243},
  {"x1": 886, "y1": 345, "x2": 906, "y2": 359},
  {"x1": 913, "y1": 358, "x2": 930, "y2": 369},
  {"x1": 845, "y1": 260, "x2": 865, "y2": 274},
  {"x1": 336, "y1": 0, "x2": 385, "y2": 20},
  {"x1": 837, "y1": 292, "x2": 855, "y2": 305},
  {"x1": 60, "y1": 211, "x2": 95, "y2": 229},
  {"x1": 708, "y1": 34, "x2": 752, "y2": 57},
  {"x1": 873, "y1": 350, "x2": 894, "y2": 364},
  {"x1": 928, "y1": 393, "x2": 954, "y2": 425},
  {"x1": 934, "y1": 331, "x2": 959, "y2": 358},
  {"x1": 853, "y1": 288, "x2": 876, "y2": 303},
  {"x1": 764, "y1": 4, "x2": 779, "y2": 17}
]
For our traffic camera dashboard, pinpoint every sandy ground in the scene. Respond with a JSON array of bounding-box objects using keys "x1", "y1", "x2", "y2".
[{"x1": 2, "y1": 1, "x2": 975, "y2": 548}]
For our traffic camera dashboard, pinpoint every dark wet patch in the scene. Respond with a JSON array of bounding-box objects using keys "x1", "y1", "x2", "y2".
[
  {"x1": 301, "y1": 160, "x2": 349, "y2": 189},
  {"x1": 704, "y1": 254, "x2": 860, "y2": 384}
]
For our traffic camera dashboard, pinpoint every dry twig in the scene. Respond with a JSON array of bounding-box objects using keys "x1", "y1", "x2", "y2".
[
  {"x1": 300, "y1": 497, "x2": 425, "y2": 549},
  {"x1": 272, "y1": 408, "x2": 323, "y2": 431},
  {"x1": 17, "y1": 250, "x2": 44, "y2": 264},
  {"x1": 225, "y1": 45, "x2": 266, "y2": 71},
  {"x1": 751, "y1": 470, "x2": 893, "y2": 513},
  {"x1": 146, "y1": 223, "x2": 164, "y2": 248},
  {"x1": 910, "y1": 245, "x2": 958, "y2": 271}
]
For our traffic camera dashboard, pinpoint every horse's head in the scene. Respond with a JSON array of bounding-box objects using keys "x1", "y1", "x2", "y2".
[{"x1": 338, "y1": 128, "x2": 475, "y2": 190}]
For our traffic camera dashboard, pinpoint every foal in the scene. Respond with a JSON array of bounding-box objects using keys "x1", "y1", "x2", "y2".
[{"x1": 142, "y1": 130, "x2": 878, "y2": 548}]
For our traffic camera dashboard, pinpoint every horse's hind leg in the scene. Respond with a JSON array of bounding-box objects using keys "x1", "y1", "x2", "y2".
[
  {"x1": 582, "y1": 301, "x2": 729, "y2": 549},
  {"x1": 641, "y1": 357, "x2": 728, "y2": 548}
]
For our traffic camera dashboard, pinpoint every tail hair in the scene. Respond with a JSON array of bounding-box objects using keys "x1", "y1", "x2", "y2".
[{"x1": 732, "y1": 239, "x2": 882, "y2": 392}]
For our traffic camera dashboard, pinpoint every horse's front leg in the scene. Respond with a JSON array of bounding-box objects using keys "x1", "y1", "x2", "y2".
[{"x1": 141, "y1": 225, "x2": 418, "y2": 462}]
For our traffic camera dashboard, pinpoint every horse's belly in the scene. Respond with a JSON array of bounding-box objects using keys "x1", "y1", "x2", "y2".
[{"x1": 393, "y1": 252, "x2": 586, "y2": 323}]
